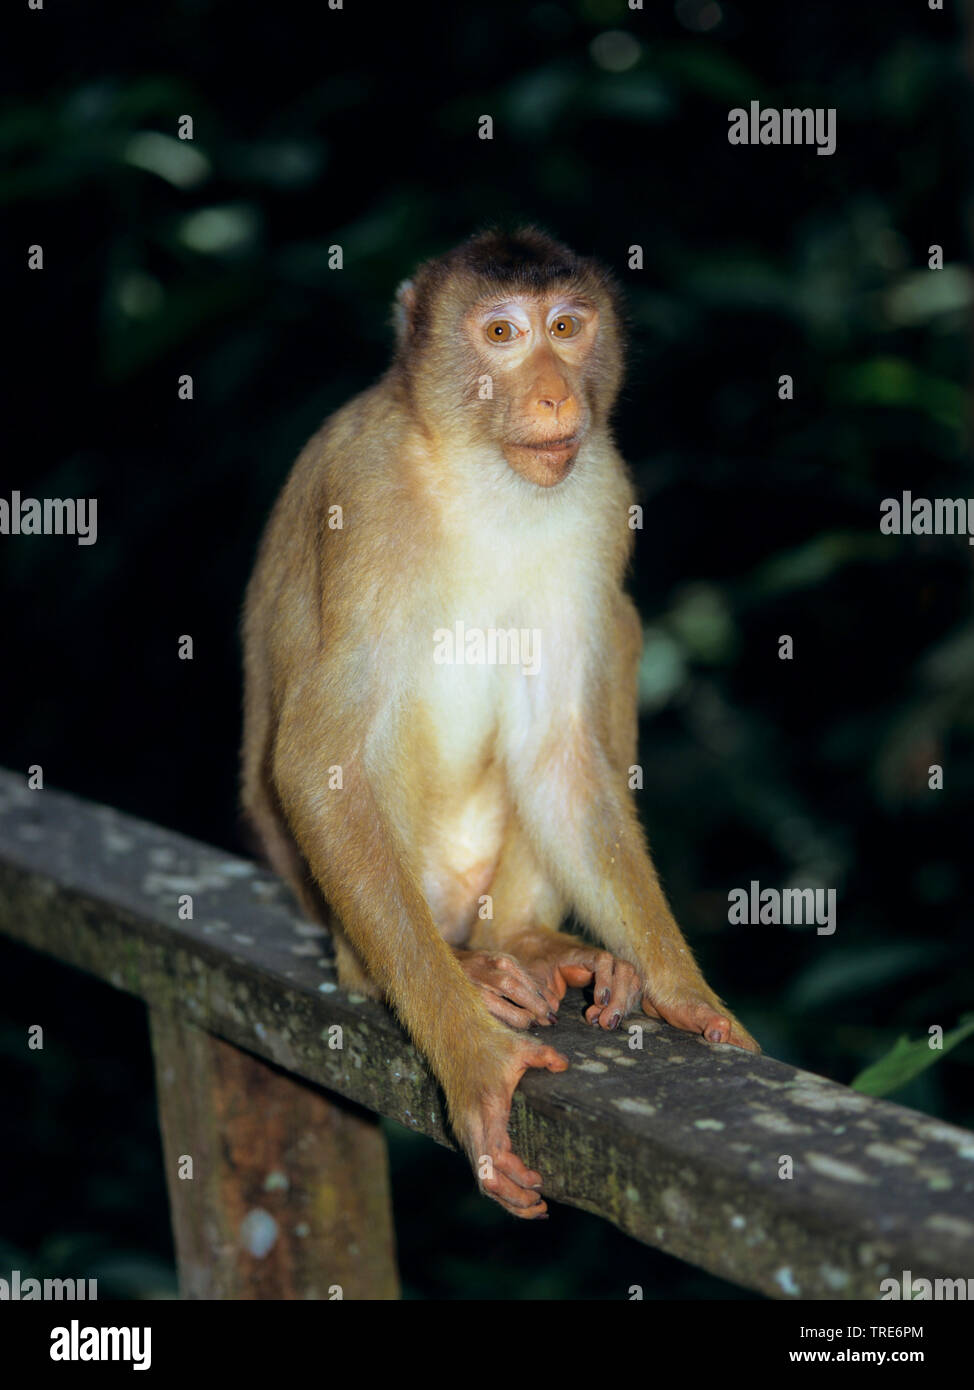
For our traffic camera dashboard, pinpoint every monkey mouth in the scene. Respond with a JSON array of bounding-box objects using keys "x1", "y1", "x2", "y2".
[
  {"x1": 503, "y1": 435, "x2": 581, "y2": 487},
  {"x1": 513, "y1": 435, "x2": 581, "y2": 467},
  {"x1": 519, "y1": 435, "x2": 579, "y2": 454}
]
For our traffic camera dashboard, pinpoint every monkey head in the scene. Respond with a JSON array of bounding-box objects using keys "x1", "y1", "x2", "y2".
[{"x1": 392, "y1": 227, "x2": 626, "y2": 488}]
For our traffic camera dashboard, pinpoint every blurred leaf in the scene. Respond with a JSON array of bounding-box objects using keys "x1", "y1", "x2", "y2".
[
  {"x1": 578, "y1": 0, "x2": 628, "y2": 23},
  {"x1": 177, "y1": 203, "x2": 261, "y2": 254},
  {"x1": 503, "y1": 65, "x2": 581, "y2": 136},
  {"x1": 124, "y1": 131, "x2": 211, "y2": 188},
  {"x1": 874, "y1": 39, "x2": 945, "y2": 120},
  {"x1": 683, "y1": 256, "x2": 796, "y2": 313},
  {"x1": 637, "y1": 628, "x2": 687, "y2": 710},
  {"x1": 745, "y1": 532, "x2": 889, "y2": 597},
  {"x1": 831, "y1": 356, "x2": 966, "y2": 432},
  {"x1": 920, "y1": 620, "x2": 974, "y2": 690},
  {"x1": 851, "y1": 1014, "x2": 974, "y2": 1097},
  {"x1": 884, "y1": 266, "x2": 974, "y2": 325},
  {"x1": 666, "y1": 584, "x2": 736, "y2": 663},
  {"x1": 587, "y1": 72, "x2": 672, "y2": 121},
  {"x1": 785, "y1": 942, "x2": 947, "y2": 1011},
  {"x1": 224, "y1": 138, "x2": 326, "y2": 188},
  {"x1": 654, "y1": 43, "x2": 765, "y2": 103},
  {"x1": 101, "y1": 272, "x2": 258, "y2": 378}
]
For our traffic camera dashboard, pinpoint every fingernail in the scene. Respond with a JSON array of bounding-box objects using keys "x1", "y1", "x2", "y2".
[
  {"x1": 547, "y1": 1011, "x2": 558, "y2": 1024},
  {"x1": 608, "y1": 1012, "x2": 621, "y2": 1030},
  {"x1": 599, "y1": 988, "x2": 610, "y2": 1005}
]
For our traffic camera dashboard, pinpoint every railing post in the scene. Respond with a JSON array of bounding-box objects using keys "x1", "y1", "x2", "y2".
[{"x1": 149, "y1": 1008, "x2": 400, "y2": 1300}]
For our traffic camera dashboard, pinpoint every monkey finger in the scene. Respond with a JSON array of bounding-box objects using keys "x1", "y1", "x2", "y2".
[
  {"x1": 522, "y1": 1042, "x2": 570, "y2": 1074},
  {"x1": 597, "y1": 958, "x2": 641, "y2": 1029},
  {"x1": 493, "y1": 1150, "x2": 545, "y2": 1192},
  {"x1": 481, "y1": 1173, "x2": 544, "y2": 1210},
  {"x1": 462, "y1": 952, "x2": 555, "y2": 1022},
  {"x1": 493, "y1": 969, "x2": 558, "y2": 1023},
  {"x1": 544, "y1": 969, "x2": 569, "y2": 1003},
  {"x1": 478, "y1": 1146, "x2": 548, "y2": 1216},
  {"x1": 501, "y1": 950, "x2": 564, "y2": 1010},
  {"x1": 483, "y1": 1187, "x2": 549, "y2": 1219},
  {"x1": 591, "y1": 952, "x2": 619, "y2": 1015},
  {"x1": 520, "y1": 968, "x2": 566, "y2": 1015},
  {"x1": 558, "y1": 961, "x2": 597, "y2": 989},
  {"x1": 525, "y1": 973, "x2": 563, "y2": 1012},
  {"x1": 485, "y1": 1158, "x2": 548, "y2": 1215},
  {"x1": 479, "y1": 991, "x2": 542, "y2": 1031}
]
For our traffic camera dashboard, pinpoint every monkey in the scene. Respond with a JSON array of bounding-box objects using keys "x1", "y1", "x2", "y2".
[{"x1": 241, "y1": 227, "x2": 759, "y2": 1220}]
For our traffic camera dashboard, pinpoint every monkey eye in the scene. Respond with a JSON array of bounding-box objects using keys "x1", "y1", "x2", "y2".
[
  {"x1": 484, "y1": 319, "x2": 520, "y2": 343},
  {"x1": 549, "y1": 314, "x2": 582, "y2": 339}
]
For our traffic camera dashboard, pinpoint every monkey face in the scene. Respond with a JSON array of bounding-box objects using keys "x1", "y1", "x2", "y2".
[
  {"x1": 392, "y1": 230, "x2": 625, "y2": 487},
  {"x1": 467, "y1": 295, "x2": 598, "y2": 488}
]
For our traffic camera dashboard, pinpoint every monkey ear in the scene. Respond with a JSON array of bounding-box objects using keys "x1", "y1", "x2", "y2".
[{"x1": 393, "y1": 278, "x2": 416, "y2": 345}]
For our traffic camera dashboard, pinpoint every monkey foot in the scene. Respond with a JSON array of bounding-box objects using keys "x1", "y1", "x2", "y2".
[
  {"x1": 505, "y1": 929, "x2": 643, "y2": 1032},
  {"x1": 459, "y1": 1036, "x2": 569, "y2": 1219},
  {"x1": 643, "y1": 989, "x2": 760, "y2": 1052},
  {"x1": 453, "y1": 947, "x2": 557, "y2": 1029}
]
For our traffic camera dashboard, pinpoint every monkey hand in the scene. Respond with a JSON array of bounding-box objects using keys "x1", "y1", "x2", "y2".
[
  {"x1": 502, "y1": 929, "x2": 643, "y2": 1031},
  {"x1": 641, "y1": 980, "x2": 760, "y2": 1053},
  {"x1": 453, "y1": 948, "x2": 560, "y2": 1029},
  {"x1": 456, "y1": 1033, "x2": 569, "y2": 1219}
]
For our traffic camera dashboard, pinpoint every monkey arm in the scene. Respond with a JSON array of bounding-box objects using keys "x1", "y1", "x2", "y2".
[
  {"x1": 273, "y1": 718, "x2": 482, "y2": 1055},
  {"x1": 505, "y1": 725, "x2": 759, "y2": 1052}
]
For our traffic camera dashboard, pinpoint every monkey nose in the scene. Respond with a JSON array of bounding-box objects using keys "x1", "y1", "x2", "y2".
[{"x1": 537, "y1": 394, "x2": 571, "y2": 412}]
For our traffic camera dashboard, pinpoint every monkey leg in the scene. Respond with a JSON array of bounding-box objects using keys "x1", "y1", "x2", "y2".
[
  {"x1": 242, "y1": 763, "x2": 380, "y2": 998},
  {"x1": 467, "y1": 822, "x2": 642, "y2": 1030},
  {"x1": 242, "y1": 767, "x2": 321, "y2": 921},
  {"x1": 273, "y1": 744, "x2": 570, "y2": 1217}
]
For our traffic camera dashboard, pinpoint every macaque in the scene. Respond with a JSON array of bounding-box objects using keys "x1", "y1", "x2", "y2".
[{"x1": 242, "y1": 227, "x2": 758, "y2": 1219}]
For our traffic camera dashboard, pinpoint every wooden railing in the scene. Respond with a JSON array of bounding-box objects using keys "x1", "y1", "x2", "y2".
[{"x1": 1, "y1": 767, "x2": 972, "y2": 1300}]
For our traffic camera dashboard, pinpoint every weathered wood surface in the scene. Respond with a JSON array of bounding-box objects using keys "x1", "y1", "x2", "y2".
[{"x1": 1, "y1": 767, "x2": 972, "y2": 1300}]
